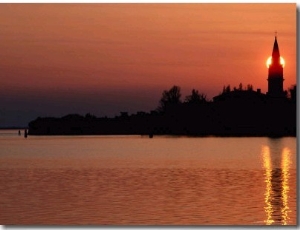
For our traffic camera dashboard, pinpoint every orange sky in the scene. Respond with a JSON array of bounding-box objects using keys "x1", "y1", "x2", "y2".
[{"x1": 0, "y1": 4, "x2": 296, "y2": 126}]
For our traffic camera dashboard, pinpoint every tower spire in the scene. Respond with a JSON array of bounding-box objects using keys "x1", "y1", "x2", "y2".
[
  {"x1": 267, "y1": 33, "x2": 284, "y2": 98},
  {"x1": 272, "y1": 32, "x2": 280, "y2": 60}
]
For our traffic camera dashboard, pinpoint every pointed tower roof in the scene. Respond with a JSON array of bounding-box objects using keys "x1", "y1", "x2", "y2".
[{"x1": 272, "y1": 35, "x2": 280, "y2": 59}]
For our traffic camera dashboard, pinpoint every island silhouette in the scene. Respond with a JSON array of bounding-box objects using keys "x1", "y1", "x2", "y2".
[{"x1": 28, "y1": 36, "x2": 296, "y2": 137}]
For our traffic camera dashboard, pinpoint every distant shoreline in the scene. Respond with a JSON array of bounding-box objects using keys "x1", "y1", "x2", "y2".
[
  {"x1": 0, "y1": 127, "x2": 27, "y2": 130},
  {"x1": 24, "y1": 85, "x2": 297, "y2": 139},
  {"x1": 26, "y1": 133, "x2": 296, "y2": 138}
]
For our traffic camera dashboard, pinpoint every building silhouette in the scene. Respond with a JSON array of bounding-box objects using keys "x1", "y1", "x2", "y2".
[{"x1": 267, "y1": 35, "x2": 285, "y2": 98}]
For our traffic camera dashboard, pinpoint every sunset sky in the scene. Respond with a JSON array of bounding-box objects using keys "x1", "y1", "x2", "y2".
[{"x1": 0, "y1": 3, "x2": 296, "y2": 127}]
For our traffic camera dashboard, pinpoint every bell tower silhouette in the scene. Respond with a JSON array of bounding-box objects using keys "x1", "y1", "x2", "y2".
[{"x1": 267, "y1": 34, "x2": 285, "y2": 97}]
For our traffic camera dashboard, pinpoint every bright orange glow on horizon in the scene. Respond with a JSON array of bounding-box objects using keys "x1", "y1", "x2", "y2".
[{"x1": 266, "y1": 56, "x2": 285, "y2": 68}]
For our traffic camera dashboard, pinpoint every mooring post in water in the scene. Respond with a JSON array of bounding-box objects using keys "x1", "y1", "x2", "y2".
[{"x1": 24, "y1": 129, "x2": 28, "y2": 138}]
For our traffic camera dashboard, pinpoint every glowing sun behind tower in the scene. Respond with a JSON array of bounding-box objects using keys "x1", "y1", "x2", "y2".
[{"x1": 266, "y1": 56, "x2": 285, "y2": 68}]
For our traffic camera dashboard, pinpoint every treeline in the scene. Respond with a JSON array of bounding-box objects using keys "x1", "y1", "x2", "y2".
[{"x1": 28, "y1": 85, "x2": 296, "y2": 137}]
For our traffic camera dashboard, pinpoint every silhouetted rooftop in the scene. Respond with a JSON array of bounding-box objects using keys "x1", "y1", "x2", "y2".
[{"x1": 213, "y1": 89, "x2": 267, "y2": 102}]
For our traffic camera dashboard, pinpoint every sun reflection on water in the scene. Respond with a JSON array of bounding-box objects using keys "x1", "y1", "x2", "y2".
[
  {"x1": 281, "y1": 147, "x2": 291, "y2": 225},
  {"x1": 262, "y1": 146, "x2": 274, "y2": 225},
  {"x1": 262, "y1": 145, "x2": 291, "y2": 225}
]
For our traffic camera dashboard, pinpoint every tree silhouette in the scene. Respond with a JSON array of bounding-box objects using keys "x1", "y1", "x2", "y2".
[
  {"x1": 247, "y1": 84, "x2": 253, "y2": 91},
  {"x1": 185, "y1": 89, "x2": 207, "y2": 104},
  {"x1": 225, "y1": 85, "x2": 231, "y2": 93},
  {"x1": 157, "y1": 85, "x2": 182, "y2": 112},
  {"x1": 222, "y1": 86, "x2": 226, "y2": 93},
  {"x1": 288, "y1": 85, "x2": 296, "y2": 102},
  {"x1": 239, "y1": 83, "x2": 243, "y2": 91}
]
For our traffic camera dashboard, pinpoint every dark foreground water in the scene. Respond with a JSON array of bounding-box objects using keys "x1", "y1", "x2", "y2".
[{"x1": 0, "y1": 130, "x2": 297, "y2": 225}]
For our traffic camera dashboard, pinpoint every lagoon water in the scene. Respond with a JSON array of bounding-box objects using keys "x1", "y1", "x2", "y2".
[{"x1": 0, "y1": 130, "x2": 297, "y2": 225}]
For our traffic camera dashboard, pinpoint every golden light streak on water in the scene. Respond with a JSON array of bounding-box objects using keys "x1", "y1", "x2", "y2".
[
  {"x1": 262, "y1": 145, "x2": 274, "y2": 225},
  {"x1": 281, "y1": 147, "x2": 291, "y2": 225}
]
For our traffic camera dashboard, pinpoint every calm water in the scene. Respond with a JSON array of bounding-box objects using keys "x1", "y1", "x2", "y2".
[{"x1": 0, "y1": 130, "x2": 297, "y2": 225}]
